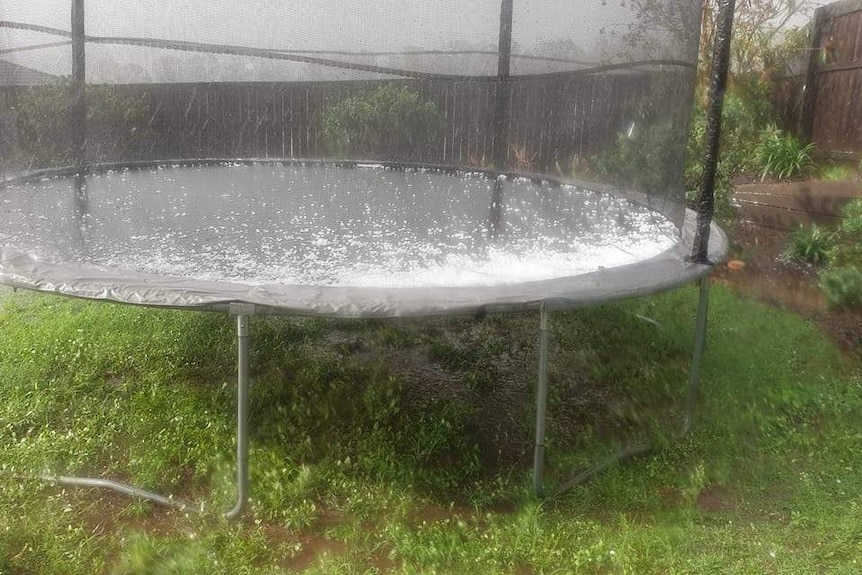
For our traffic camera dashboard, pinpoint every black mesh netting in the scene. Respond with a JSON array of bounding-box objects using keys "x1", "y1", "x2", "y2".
[{"x1": 1, "y1": 1, "x2": 724, "y2": 314}]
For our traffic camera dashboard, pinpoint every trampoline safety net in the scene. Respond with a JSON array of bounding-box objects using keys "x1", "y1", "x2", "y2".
[{"x1": 0, "y1": 1, "x2": 718, "y2": 316}]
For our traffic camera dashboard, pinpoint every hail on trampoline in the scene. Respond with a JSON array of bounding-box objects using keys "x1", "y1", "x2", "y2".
[{"x1": 2, "y1": 163, "x2": 678, "y2": 288}]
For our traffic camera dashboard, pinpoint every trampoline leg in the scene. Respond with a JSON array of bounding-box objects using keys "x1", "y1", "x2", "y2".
[
  {"x1": 37, "y1": 311, "x2": 254, "y2": 518},
  {"x1": 533, "y1": 304, "x2": 550, "y2": 497},
  {"x1": 683, "y1": 277, "x2": 711, "y2": 436},
  {"x1": 225, "y1": 313, "x2": 251, "y2": 520}
]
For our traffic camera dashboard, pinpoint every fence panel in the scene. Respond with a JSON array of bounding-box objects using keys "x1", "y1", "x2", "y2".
[
  {"x1": 801, "y1": 0, "x2": 862, "y2": 159},
  {"x1": 2, "y1": 70, "x2": 672, "y2": 173}
]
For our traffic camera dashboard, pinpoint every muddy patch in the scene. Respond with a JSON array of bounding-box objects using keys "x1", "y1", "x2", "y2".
[{"x1": 717, "y1": 221, "x2": 861, "y2": 359}]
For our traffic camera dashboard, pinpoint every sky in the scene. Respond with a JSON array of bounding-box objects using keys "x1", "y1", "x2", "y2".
[
  {"x1": 1, "y1": 1, "x2": 636, "y2": 52},
  {"x1": 1, "y1": 0, "x2": 828, "y2": 83},
  {"x1": 1, "y1": 0, "x2": 689, "y2": 82}
]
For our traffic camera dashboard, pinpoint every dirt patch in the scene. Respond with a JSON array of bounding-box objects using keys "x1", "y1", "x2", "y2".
[
  {"x1": 716, "y1": 220, "x2": 861, "y2": 360},
  {"x1": 73, "y1": 491, "x2": 194, "y2": 539},
  {"x1": 696, "y1": 485, "x2": 737, "y2": 513}
]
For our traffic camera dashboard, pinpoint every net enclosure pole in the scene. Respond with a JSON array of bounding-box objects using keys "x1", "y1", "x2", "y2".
[
  {"x1": 686, "y1": 0, "x2": 735, "y2": 432},
  {"x1": 489, "y1": 0, "x2": 514, "y2": 237},
  {"x1": 533, "y1": 303, "x2": 550, "y2": 497},
  {"x1": 71, "y1": 0, "x2": 86, "y2": 168},
  {"x1": 691, "y1": 0, "x2": 736, "y2": 263},
  {"x1": 225, "y1": 305, "x2": 254, "y2": 519},
  {"x1": 683, "y1": 276, "x2": 711, "y2": 435},
  {"x1": 493, "y1": 0, "x2": 513, "y2": 169}
]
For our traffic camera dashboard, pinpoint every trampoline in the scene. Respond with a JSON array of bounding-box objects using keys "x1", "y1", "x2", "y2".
[{"x1": 0, "y1": 0, "x2": 734, "y2": 517}]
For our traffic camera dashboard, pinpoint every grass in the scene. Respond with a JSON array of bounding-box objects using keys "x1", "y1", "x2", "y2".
[{"x1": 0, "y1": 284, "x2": 860, "y2": 574}]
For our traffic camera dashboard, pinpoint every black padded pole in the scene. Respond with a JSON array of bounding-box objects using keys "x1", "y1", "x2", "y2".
[
  {"x1": 489, "y1": 0, "x2": 514, "y2": 237},
  {"x1": 691, "y1": 0, "x2": 736, "y2": 263},
  {"x1": 71, "y1": 0, "x2": 86, "y2": 168},
  {"x1": 493, "y1": 0, "x2": 513, "y2": 168}
]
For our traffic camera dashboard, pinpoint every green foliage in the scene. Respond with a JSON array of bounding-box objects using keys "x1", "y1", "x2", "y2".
[
  {"x1": 593, "y1": 120, "x2": 684, "y2": 196},
  {"x1": 683, "y1": 85, "x2": 782, "y2": 222},
  {"x1": 782, "y1": 223, "x2": 835, "y2": 267},
  {"x1": 838, "y1": 199, "x2": 862, "y2": 237},
  {"x1": 716, "y1": 85, "x2": 776, "y2": 175},
  {"x1": 8, "y1": 80, "x2": 149, "y2": 169},
  {"x1": 780, "y1": 201, "x2": 862, "y2": 309},
  {"x1": 755, "y1": 124, "x2": 815, "y2": 181},
  {"x1": 815, "y1": 200, "x2": 862, "y2": 309},
  {"x1": 684, "y1": 159, "x2": 735, "y2": 223},
  {"x1": 817, "y1": 162, "x2": 857, "y2": 182},
  {"x1": 820, "y1": 267, "x2": 862, "y2": 310},
  {"x1": 321, "y1": 84, "x2": 442, "y2": 161}
]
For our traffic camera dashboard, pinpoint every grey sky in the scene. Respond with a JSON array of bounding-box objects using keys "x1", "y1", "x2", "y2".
[
  {"x1": 3, "y1": 1, "x2": 630, "y2": 49},
  {"x1": 3, "y1": 0, "x2": 783, "y2": 82}
]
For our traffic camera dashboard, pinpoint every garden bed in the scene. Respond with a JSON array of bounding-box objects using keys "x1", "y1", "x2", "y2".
[
  {"x1": 734, "y1": 179, "x2": 862, "y2": 230},
  {"x1": 716, "y1": 219, "x2": 861, "y2": 359}
]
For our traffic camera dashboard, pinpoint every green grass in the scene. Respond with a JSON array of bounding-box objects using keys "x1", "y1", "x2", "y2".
[{"x1": 0, "y1": 285, "x2": 860, "y2": 574}]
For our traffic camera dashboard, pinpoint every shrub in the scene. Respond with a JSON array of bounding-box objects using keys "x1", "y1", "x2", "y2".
[
  {"x1": 717, "y1": 85, "x2": 775, "y2": 174},
  {"x1": 782, "y1": 223, "x2": 835, "y2": 267},
  {"x1": 838, "y1": 199, "x2": 862, "y2": 237},
  {"x1": 755, "y1": 124, "x2": 814, "y2": 181},
  {"x1": 820, "y1": 266, "x2": 862, "y2": 310},
  {"x1": 683, "y1": 86, "x2": 777, "y2": 222},
  {"x1": 321, "y1": 84, "x2": 442, "y2": 161},
  {"x1": 593, "y1": 120, "x2": 685, "y2": 197},
  {"x1": 804, "y1": 200, "x2": 862, "y2": 310},
  {"x1": 9, "y1": 80, "x2": 149, "y2": 168},
  {"x1": 825, "y1": 199, "x2": 862, "y2": 270},
  {"x1": 817, "y1": 162, "x2": 856, "y2": 182},
  {"x1": 684, "y1": 158, "x2": 735, "y2": 223}
]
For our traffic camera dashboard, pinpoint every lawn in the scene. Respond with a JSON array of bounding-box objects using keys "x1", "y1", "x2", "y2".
[{"x1": 0, "y1": 283, "x2": 859, "y2": 574}]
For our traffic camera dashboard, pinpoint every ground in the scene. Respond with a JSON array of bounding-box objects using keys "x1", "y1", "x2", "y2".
[{"x1": 716, "y1": 219, "x2": 861, "y2": 360}]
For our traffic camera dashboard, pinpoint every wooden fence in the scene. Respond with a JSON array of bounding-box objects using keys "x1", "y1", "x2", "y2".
[
  {"x1": 787, "y1": 0, "x2": 862, "y2": 160},
  {"x1": 1, "y1": 70, "x2": 690, "y2": 172}
]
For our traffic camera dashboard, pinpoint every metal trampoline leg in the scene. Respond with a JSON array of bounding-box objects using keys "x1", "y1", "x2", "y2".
[
  {"x1": 225, "y1": 313, "x2": 251, "y2": 520},
  {"x1": 40, "y1": 310, "x2": 253, "y2": 519},
  {"x1": 683, "y1": 277, "x2": 711, "y2": 436},
  {"x1": 533, "y1": 304, "x2": 550, "y2": 497}
]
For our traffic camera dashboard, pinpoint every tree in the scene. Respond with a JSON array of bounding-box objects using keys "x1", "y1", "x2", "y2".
[{"x1": 615, "y1": 0, "x2": 811, "y2": 86}]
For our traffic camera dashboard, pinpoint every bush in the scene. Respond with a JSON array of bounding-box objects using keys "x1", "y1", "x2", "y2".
[
  {"x1": 838, "y1": 199, "x2": 862, "y2": 237},
  {"x1": 683, "y1": 86, "x2": 778, "y2": 222},
  {"x1": 794, "y1": 200, "x2": 862, "y2": 310},
  {"x1": 321, "y1": 84, "x2": 442, "y2": 161},
  {"x1": 716, "y1": 85, "x2": 775, "y2": 174},
  {"x1": 817, "y1": 162, "x2": 857, "y2": 182},
  {"x1": 782, "y1": 223, "x2": 835, "y2": 267},
  {"x1": 9, "y1": 80, "x2": 149, "y2": 168},
  {"x1": 820, "y1": 267, "x2": 862, "y2": 310},
  {"x1": 826, "y1": 199, "x2": 862, "y2": 271},
  {"x1": 684, "y1": 158, "x2": 735, "y2": 223},
  {"x1": 593, "y1": 120, "x2": 685, "y2": 197},
  {"x1": 755, "y1": 124, "x2": 814, "y2": 181}
]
